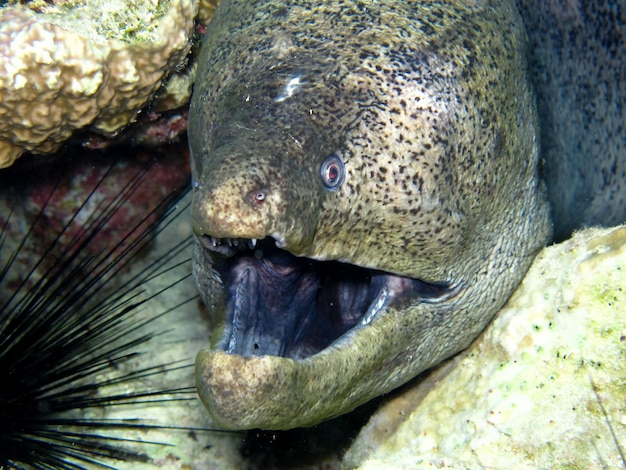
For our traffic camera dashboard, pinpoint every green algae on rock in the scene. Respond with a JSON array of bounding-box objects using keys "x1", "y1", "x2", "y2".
[
  {"x1": 189, "y1": 0, "x2": 551, "y2": 430},
  {"x1": 344, "y1": 225, "x2": 626, "y2": 469}
]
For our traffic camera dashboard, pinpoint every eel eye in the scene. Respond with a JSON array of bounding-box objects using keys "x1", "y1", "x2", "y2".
[{"x1": 320, "y1": 154, "x2": 344, "y2": 190}]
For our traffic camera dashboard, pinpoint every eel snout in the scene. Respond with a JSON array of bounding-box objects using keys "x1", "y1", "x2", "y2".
[{"x1": 192, "y1": 173, "x2": 273, "y2": 242}]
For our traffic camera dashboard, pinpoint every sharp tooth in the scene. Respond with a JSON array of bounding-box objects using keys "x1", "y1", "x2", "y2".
[
  {"x1": 248, "y1": 238, "x2": 257, "y2": 249},
  {"x1": 361, "y1": 285, "x2": 389, "y2": 326},
  {"x1": 233, "y1": 239, "x2": 239, "y2": 247},
  {"x1": 211, "y1": 236, "x2": 218, "y2": 247}
]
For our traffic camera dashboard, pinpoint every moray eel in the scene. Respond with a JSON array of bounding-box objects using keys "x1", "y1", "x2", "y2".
[
  {"x1": 517, "y1": 0, "x2": 626, "y2": 241},
  {"x1": 188, "y1": 0, "x2": 553, "y2": 430}
]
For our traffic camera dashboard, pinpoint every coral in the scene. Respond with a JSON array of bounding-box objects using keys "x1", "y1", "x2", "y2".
[
  {"x1": 0, "y1": 0, "x2": 199, "y2": 167},
  {"x1": 344, "y1": 225, "x2": 626, "y2": 469},
  {"x1": 198, "y1": 0, "x2": 221, "y2": 23}
]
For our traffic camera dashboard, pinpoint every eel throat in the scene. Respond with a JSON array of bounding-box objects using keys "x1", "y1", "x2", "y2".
[{"x1": 198, "y1": 235, "x2": 454, "y2": 361}]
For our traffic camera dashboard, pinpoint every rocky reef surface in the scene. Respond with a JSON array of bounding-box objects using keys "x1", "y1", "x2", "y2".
[{"x1": 344, "y1": 225, "x2": 626, "y2": 469}]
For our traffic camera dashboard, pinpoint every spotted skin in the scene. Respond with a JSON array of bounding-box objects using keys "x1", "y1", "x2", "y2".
[
  {"x1": 189, "y1": 0, "x2": 552, "y2": 430},
  {"x1": 517, "y1": 0, "x2": 626, "y2": 241}
]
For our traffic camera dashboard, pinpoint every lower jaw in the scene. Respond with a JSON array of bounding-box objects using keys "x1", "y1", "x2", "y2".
[{"x1": 195, "y1": 321, "x2": 390, "y2": 430}]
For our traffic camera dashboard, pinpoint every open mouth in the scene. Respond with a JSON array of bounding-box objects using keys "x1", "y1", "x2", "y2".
[{"x1": 198, "y1": 235, "x2": 455, "y2": 360}]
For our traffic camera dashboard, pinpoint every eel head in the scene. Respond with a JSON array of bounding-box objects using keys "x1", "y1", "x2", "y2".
[{"x1": 188, "y1": 0, "x2": 552, "y2": 430}]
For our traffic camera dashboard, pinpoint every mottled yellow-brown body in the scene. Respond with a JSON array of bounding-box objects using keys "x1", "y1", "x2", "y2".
[{"x1": 189, "y1": 0, "x2": 552, "y2": 429}]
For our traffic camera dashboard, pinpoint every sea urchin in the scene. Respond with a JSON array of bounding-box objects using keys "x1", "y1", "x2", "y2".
[{"x1": 0, "y1": 154, "x2": 200, "y2": 469}]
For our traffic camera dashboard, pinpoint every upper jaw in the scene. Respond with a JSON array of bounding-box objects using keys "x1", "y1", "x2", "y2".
[{"x1": 197, "y1": 234, "x2": 258, "y2": 255}]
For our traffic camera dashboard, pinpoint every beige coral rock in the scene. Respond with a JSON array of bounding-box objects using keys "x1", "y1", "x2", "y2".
[
  {"x1": 344, "y1": 225, "x2": 626, "y2": 469},
  {"x1": 198, "y1": 0, "x2": 221, "y2": 23},
  {"x1": 0, "y1": 0, "x2": 198, "y2": 168}
]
